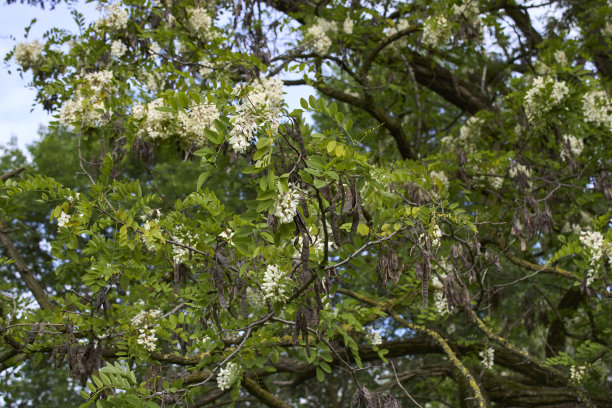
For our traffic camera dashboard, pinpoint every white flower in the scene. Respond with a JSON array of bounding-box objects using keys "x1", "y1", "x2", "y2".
[
  {"x1": 479, "y1": 347, "x2": 495, "y2": 369},
  {"x1": 570, "y1": 365, "x2": 586, "y2": 383},
  {"x1": 422, "y1": 16, "x2": 450, "y2": 48},
  {"x1": 554, "y1": 50, "x2": 568, "y2": 66},
  {"x1": 58, "y1": 70, "x2": 114, "y2": 127},
  {"x1": 189, "y1": 7, "x2": 212, "y2": 37},
  {"x1": 131, "y1": 309, "x2": 162, "y2": 326},
  {"x1": 579, "y1": 230, "x2": 607, "y2": 286},
  {"x1": 430, "y1": 171, "x2": 449, "y2": 198},
  {"x1": 306, "y1": 18, "x2": 336, "y2": 54},
  {"x1": 561, "y1": 134, "x2": 584, "y2": 161},
  {"x1": 110, "y1": 40, "x2": 127, "y2": 58},
  {"x1": 149, "y1": 42, "x2": 161, "y2": 55},
  {"x1": 366, "y1": 330, "x2": 382, "y2": 345},
  {"x1": 95, "y1": 3, "x2": 129, "y2": 32},
  {"x1": 217, "y1": 362, "x2": 241, "y2": 390},
  {"x1": 509, "y1": 163, "x2": 529, "y2": 179},
  {"x1": 57, "y1": 211, "x2": 71, "y2": 229},
  {"x1": 262, "y1": 264, "x2": 288, "y2": 302},
  {"x1": 218, "y1": 228, "x2": 234, "y2": 245},
  {"x1": 582, "y1": 91, "x2": 612, "y2": 131},
  {"x1": 274, "y1": 185, "x2": 300, "y2": 224},
  {"x1": 433, "y1": 292, "x2": 449, "y2": 316},
  {"x1": 343, "y1": 18, "x2": 354, "y2": 35},
  {"x1": 13, "y1": 41, "x2": 44, "y2": 69},
  {"x1": 137, "y1": 327, "x2": 157, "y2": 352},
  {"x1": 524, "y1": 77, "x2": 569, "y2": 123},
  {"x1": 452, "y1": 0, "x2": 480, "y2": 21},
  {"x1": 179, "y1": 103, "x2": 220, "y2": 145}
]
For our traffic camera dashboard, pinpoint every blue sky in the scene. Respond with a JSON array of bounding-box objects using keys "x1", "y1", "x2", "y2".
[{"x1": 0, "y1": 1, "x2": 313, "y2": 153}]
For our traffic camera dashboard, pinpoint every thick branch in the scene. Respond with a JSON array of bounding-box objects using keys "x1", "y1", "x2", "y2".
[
  {"x1": 242, "y1": 376, "x2": 291, "y2": 408},
  {"x1": 0, "y1": 217, "x2": 54, "y2": 310}
]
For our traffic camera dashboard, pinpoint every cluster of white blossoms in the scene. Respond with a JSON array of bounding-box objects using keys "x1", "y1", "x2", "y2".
[
  {"x1": 188, "y1": 7, "x2": 212, "y2": 38},
  {"x1": 273, "y1": 184, "x2": 300, "y2": 224},
  {"x1": 554, "y1": 50, "x2": 568, "y2": 66},
  {"x1": 524, "y1": 76, "x2": 569, "y2": 123},
  {"x1": 132, "y1": 99, "x2": 172, "y2": 140},
  {"x1": 217, "y1": 362, "x2": 242, "y2": 391},
  {"x1": 246, "y1": 287, "x2": 265, "y2": 309},
  {"x1": 110, "y1": 40, "x2": 127, "y2": 58},
  {"x1": 422, "y1": 16, "x2": 450, "y2": 48},
  {"x1": 294, "y1": 225, "x2": 333, "y2": 258},
  {"x1": 430, "y1": 171, "x2": 449, "y2": 198},
  {"x1": 131, "y1": 309, "x2": 162, "y2": 326},
  {"x1": 306, "y1": 18, "x2": 337, "y2": 54},
  {"x1": 170, "y1": 227, "x2": 200, "y2": 263},
  {"x1": 431, "y1": 270, "x2": 449, "y2": 316},
  {"x1": 570, "y1": 365, "x2": 586, "y2": 383},
  {"x1": 452, "y1": 0, "x2": 480, "y2": 21},
  {"x1": 579, "y1": 230, "x2": 607, "y2": 286},
  {"x1": 199, "y1": 57, "x2": 212, "y2": 77},
  {"x1": 94, "y1": 3, "x2": 129, "y2": 32},
  {"x1": 561, "y1": 134, "x2": 584, "y2": 161},
  {"x1": 56, "y1": 211, "x2": 71, "y2": 231},
  {"x1": 229, "y1": 76, "x2": 284, "y2": 153},
  {"x1": 582, "y1": 90, "x2": 612, "y2": 131},
  {"x1": 509, "y1": 162, "x2": 530, "y2": 179},
  {"x1": 366, "y1": 330, "x2": 383, "y2": 345},
  {"x1": 479, "y1": 346, "x2": 495, "y2": 370},
  {"x1": 431, "y1": 223, "x2": 443, "y2": 247},
  {"x1": 262, "y1": 264, "x2": 288, "y2": 302},
  {"x1": 59, "y1": 70, "x2": 114, "y2": 127},
  {"x1": 218, "y1": 228, "x2": 234, "y2": 246},
  {"x1": 13, "y1": 41, "x2": 44, "y2": 70},
  {"x1": 343, "y1": 17, "x2": 354, "y2": 35},
  {"x1": 137, "y1": 327, "x2": 157, "y2": 352},
  {"x1": 178, "y1": 103, "x2": 220, "y2": 145},
  {"x1": 132, "y1": 309, "x2": 161, "y2": 352}
]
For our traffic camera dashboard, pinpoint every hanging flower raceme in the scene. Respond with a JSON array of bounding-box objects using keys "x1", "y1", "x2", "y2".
[
  {"x1": 262, "y1": 264, "x2": 289, "y2": 302},
  {"x1": 59, "y1": 70, "x2": 115, "y2": 128},
  {"x1": 217, "y1": 362, "x2": 242, "y2": 390},
  {"x1": 13, "y1": 41, "x2": 44, "y2": 70},
  {"x1": 274, "y1": 184, "x2": 300, "y2": 224},
  {"x1": 306, "y1": 18, "x2": 337, "y2": 54},
  {"x1": 524, "y1": 76, "x2": 569, "y2": 123}
]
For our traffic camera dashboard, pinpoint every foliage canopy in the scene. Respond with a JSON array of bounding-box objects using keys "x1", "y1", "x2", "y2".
[{"x1": 1, "y1": 0, "x2": 612, "y2": 407}]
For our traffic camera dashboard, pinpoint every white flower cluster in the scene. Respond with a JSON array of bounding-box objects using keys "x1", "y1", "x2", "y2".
[
  {"x1": 387, "y1": 19, "x2": 411, "y2": 49},
  {"x1": 229, "y1": 76, "x2": 284, "y2": 153},
  {"x1": 524, "y1": 77, "x2": 569, "y2": 123},
  {"x1": 343, "y1": 17, "x2": 354, "y2": 35},
  {"x1": 554, "y1": 50, "x2": 568, "y2": 66},
  {"x1": 188, "y1": 7, "x2": 212, "y2": 38},
  {"x1": 246, "y1": 287, "x2": 265, "y2": 309},
  {"x1": 366, "y1": 330, "x2": 383, "y2": 345},
  {"x1": 294, "y1": 225, "x2": 333, "y2": 258},
  {"x1": 274, "y1": 185, "x2": 300, "y2": 224},
  {"x1": 57, "y1": 211, "x2": 71, "y2": 230},
  {"x1": 579, "y1": 230, "x2": 607, "y2": 286},
  {"x1": 452, "y1": 0, "x2": 480, "y2": 21},
  {"x1": 218, "y1": 228, "x2": 234, "y2": 245},
  {"x1": 431, "y1": 223, "x2": 443, "y2": 247},
  {"x1": 561, "y1": 134, "x2": 584, "y2": 161},
  {"x1": 582, "y1": 91, "x2": 612, "y2": 132},
  {"x1": 59, "y1": 70, "x2": 114, "y2": 127},
  {"x1": 13, "y1": 41, "x2": 44, "y2": 70},
  {"x1": 178, "y1": 103, "x2": 220, "y2": 145},
  {"x1": 94, "y1": 3, "x2": 129, "y2": 32},
  {"x1": 479, "y1": 346, "x2": 495, "y2": 369},
  {"x1": 217, "y1": 362, "x2": 242, "y2": 391},
  {"x1": 509, "y1": 162, "x2": 530, "y2": 179},
  {"x1": 199, "y1": 57, "x2": 212, "y2": 77},
  {"x1": 430, "y1": 171, "x2": 449, "y2": 198},
  {"x1": 444, "y1": 116, "x2": 483, "y2": 152},
  {"x1": 132, "y1": 99, "x2": 172, "y2": 140},
  {"x1": 422, "y1": 16, "x2": 450, "y2": 48},
  {"x1": 137, "y1": 327, "x2": 157, "y2": 352},
  {"x1": 111, "y1": 40, "x2": 127, "y2": 58},
  {"x1": 306, "y1": 18, "x2": 337, "y2": 54},
  {"x1": 262, "y1": 264, "x2": 288, "y2": 302},
  {"x1": 570, "y1": 365, "x2": 586, "y2": 383},
  {"x1": 433, "y1": 292, "x2": 449, "y2": 316},
  {"x1": 131, "y1": 309, "x2": 162, "y2": 326}
]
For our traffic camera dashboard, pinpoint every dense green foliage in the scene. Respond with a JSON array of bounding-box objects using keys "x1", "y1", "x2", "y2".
[{"x1": 1, "y1": 0, "x2": 612, "y2": 407}]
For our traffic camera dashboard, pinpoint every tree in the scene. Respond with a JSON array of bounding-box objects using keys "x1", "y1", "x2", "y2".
[{"x1": 1, "y1": 0, "x2": 611, "y2": 407}]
